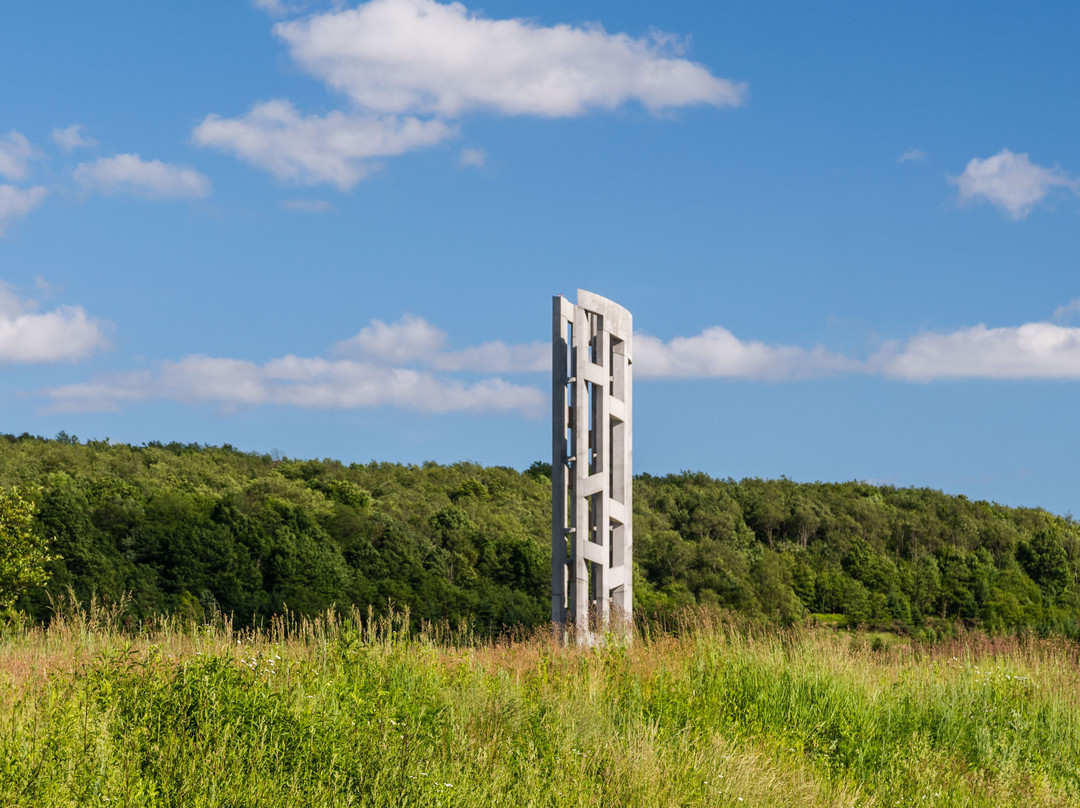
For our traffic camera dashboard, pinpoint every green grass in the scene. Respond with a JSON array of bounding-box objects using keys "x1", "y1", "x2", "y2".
[{"x1": 2, "y1": 605, "x2": 1079, "y2": 807}]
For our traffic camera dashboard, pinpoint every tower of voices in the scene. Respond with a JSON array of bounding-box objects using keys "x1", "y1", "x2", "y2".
[{"x1": 552, "y1": 290, "x2": 633, "y2": 644}]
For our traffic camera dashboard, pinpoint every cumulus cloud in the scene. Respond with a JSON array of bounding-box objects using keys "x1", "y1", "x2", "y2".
[
  {"x1": 74, "y1": 154, "x2": 211, "y2": 199},
  {"x1": 632, "y1": 314, "x2": 1080, "y2": 383},
  {"x1": 1053, "y1": 299, "x2": 1080, "y2": 324},
  {"x1": 0, "y1": 283, "x2": 110, "y2": 364},
  {"x1": 636, "y1": 312, "x2": 1080, "y2": 383},
  {"x1": 275, "y1": 0, "x2": 745, "y2": 118},
  {"x1": 432, "y1": 340, "x2": 549, "y2": 373},
  {"x1": 871, "y1": 322, "x2": 1080, "y2": 381},
  {"x1": 38, "y1": 301, "x2": 1080, "y2": 420},
  {"x1": 0, "y1": 131, "x2": 41, "y2": 182},
  {"x1": 40, "y1": 312, "x2": 547, "y2": 416},
  {"x1": 51, "y1": 124, "x2": 98, "y2": 152},
  {"x1": 193, "y1": 101, "x2": 454, "y2": 189},
  {"x1": 332, "y1": 314, "x2": 447, "y2": 361},
  {"x1": 634, "y1": 327, "x2": 858, "y2": 380},
  {"x1": 328, "y1": 309, "x2": 1080, "y2": 385},
  {"x1": 950, "y1": 149, "x2": 1078, "y2": 220},
  {"x1": 0, "y1": 185, "x2": 48, "y2": 236},
  {"x1": 899, "y1": 147, "x2": 926, "y2": 163},
  {"x1": 43, "y1": 354, "x2": 544, "y2": 416},
  {"x1": 203, "y1": 1, "x2": 743, "y2": 185},
  {"x1": 331, "y1": 315, "x2": 549, "y2": 372}
]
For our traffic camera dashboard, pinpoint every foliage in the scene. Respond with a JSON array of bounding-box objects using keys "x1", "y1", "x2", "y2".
[
  {"x1": 633, "y1": 472, "x2": 1080, "y2": 637},
  {"x1": 1, "y1": 434, "x2": 1080, "y2": 637},
  {"x1": 0, "y1": 486, "x2": 54, "y2": 610}
]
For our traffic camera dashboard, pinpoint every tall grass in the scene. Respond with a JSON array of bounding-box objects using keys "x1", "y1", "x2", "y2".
[{"x1": 2, "y1": 604, "x2": 1078, "y2": 807}]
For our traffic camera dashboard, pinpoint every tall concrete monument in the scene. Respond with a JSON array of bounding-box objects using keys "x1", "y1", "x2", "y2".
[{"x1": 552, "y1": 290, "x2": 632, "y2": 644}]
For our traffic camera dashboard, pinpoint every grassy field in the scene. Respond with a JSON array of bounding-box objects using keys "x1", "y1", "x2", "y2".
[{"x1": 2, "y1": 605, "x2": 1079, "y2": 807}]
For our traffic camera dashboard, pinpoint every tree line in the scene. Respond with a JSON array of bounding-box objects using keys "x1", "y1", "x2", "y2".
[{"x1": 1, "y1": 434, "x2": 1078, "y2": 637}]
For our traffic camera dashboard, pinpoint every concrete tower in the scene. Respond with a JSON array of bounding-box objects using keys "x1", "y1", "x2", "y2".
[{"x1": 552, "y1": 290, "x2": 632, "y2": 644}]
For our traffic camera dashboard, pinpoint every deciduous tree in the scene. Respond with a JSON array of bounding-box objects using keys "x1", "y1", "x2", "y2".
[{"x1": 0, "y1": 487, "x2": 56, "y2": 610}]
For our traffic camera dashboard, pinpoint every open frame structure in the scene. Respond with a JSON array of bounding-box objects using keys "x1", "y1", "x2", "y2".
[{"x1": 552, "y1": 290, "x2": 632, "y2": 644}]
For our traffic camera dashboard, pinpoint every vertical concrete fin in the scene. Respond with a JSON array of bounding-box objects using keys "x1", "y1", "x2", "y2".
[{"x1": 553, "y1": 291, "x2": 632, "y2": 645}]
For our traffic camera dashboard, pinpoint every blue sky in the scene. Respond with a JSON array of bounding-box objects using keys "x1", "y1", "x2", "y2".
[{"x1": 3, "y1": 1, "x2": 1080, "y2": 514}]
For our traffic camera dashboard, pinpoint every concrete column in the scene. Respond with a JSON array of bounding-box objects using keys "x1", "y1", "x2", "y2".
[{"x1": 552, "y1": 290, "x2": 632, "y2": 645}]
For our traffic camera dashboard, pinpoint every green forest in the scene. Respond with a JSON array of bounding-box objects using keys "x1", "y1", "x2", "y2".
[{"x1": 2, "y1": 433, "x2": 1078, "y2": 637}]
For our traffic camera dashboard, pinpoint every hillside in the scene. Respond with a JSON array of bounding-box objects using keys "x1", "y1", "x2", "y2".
[{"x1": 1, "y1": 433, "x2": 1078, "y2": 636}]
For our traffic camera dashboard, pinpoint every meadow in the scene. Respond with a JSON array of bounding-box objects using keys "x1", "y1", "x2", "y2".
[{"x1": 2, "y1": 605, "x2": 1079, "y2": 807}]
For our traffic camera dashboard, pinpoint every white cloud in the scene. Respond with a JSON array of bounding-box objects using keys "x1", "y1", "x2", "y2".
[
  {"x1": 0, "y1": 185, "x2": 48, "y2": 236},
  {"x1": 207, "y1": 2, "x2": 742, "y2": 185},
  {"x1": 636, "y1": 311, "x2": 1080, "y2": 383},
  {"x1": 43, "y1": 354, "x2": 544, "y2": 416},
  {"x1": 280, "y1": 198, "x2": 332, "y2": 211},
  {"x1": 0, "y1": 131, "x2": 41, "y2": 182},
  {"x1": 0, "y1": 283, "x2": 110, "y2": 364},
  {"x1": 458, "y1": 148, "x2": 485, "y2": 168},
  {"x1": 334, "y1": 308, "x2": 1080, "y2": 385},
  {"x1": 39, "y1": 312, "x2": 545, "y2": 416},
  {"x1": 631, "y1": 311, "x2": 1080, "y2": 383},
  {"x1": 432, "y1": 340, "x2": 548, "y2": 373},
  {"x1": 950, "y1": 149, "x2": 1078, "y2": 220},
  {"x1": 275, "y1": 0, "x2": 746, "y2": 118},
  {"x1": 332, "y1": 314, "x2": 447, "y2": 362},
  {"x1": 38, "y1": 300, "x2": 1080, "y2": 421},
  {"x1": 634, "y1": 327, "x2": 858, "y2": 380},
  {"x1": 193, "y1": 100, "x2": 454, "y2": 189},
  {"x1": 332, "y1": 315, "x2": 549, "y2": 372},
  {"x1": 74, "y1": 154, "x2": 211, "y2": 200},
  {"x1": 899, "y1": 147, "x2": 926, "y2": 163},
  {"x1": 872, "y1": 322, "x2": 1080, "y2": 381},
  {"x1": 51, "y1": 124, "x2": 98, "y2": 153},
  {"x1": 1053, "y1": 299, "x2": 1080, "y2": 323}
]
